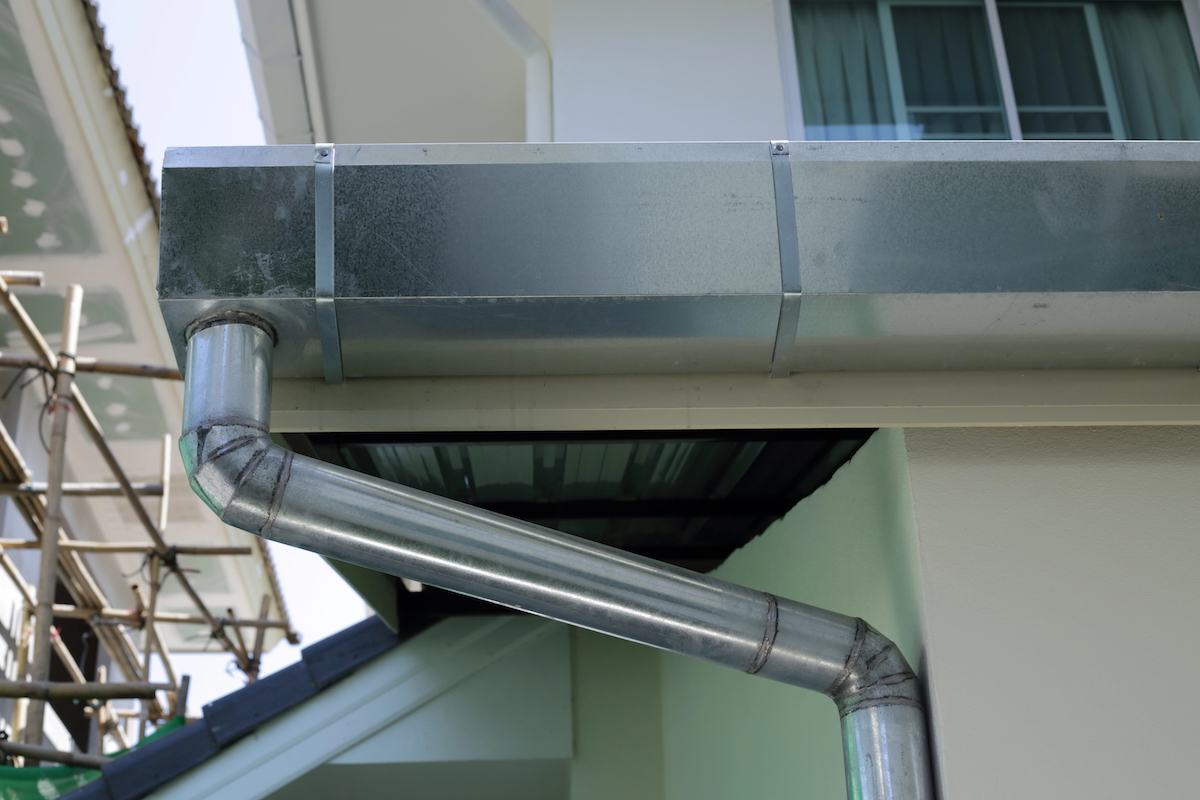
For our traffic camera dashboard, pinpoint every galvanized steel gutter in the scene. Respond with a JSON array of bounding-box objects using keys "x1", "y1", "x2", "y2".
[{"x1": 179, "y1": 319, "x2": 934, "y2": 800}]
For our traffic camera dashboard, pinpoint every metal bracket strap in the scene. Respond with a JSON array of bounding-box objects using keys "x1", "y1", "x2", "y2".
[
  {"x1": 769, "y1": 141, "x2": 802, "y2": 378},
  {"x1": 314, "y1": 144, "x2": 344, "y2": 384}
]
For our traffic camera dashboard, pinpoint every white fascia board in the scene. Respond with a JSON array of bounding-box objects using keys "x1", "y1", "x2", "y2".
[
  {"x1": 147, "y1": 617, "x2": 562, "y2": 800},
  {"x1": 235, "y1": 0, "x2": 314, "y2": 145},
  {"x1": 269, "y1": 368, "x2": 1200, "y2": 433}
]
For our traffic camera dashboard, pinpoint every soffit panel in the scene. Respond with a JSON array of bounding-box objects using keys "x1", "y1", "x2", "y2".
[
  {"x1": 308, "y1": 0, "x2": 526, "y2": 144},
  {"x1": 2, "y1": 0, "x2": 284, "y2": 650}
]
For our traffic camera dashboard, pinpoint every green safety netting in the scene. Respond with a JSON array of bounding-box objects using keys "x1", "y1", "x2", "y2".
[{"x1": 0, "y1": 716, "x2": 185, "y2": 800}]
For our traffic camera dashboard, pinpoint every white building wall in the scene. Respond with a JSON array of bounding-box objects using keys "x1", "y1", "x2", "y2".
[
  {"x1": 905, "y1": 426, "x2": 1200, "y2": 800},
  {"x1": 552, "y1": 0, "x2": 788, "y2": 142}
]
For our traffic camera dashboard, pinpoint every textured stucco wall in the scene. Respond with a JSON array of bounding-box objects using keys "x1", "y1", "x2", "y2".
[
  {"x1": 905, "y1": 426, "x2": 1200, "y2": 800},
  {"x1": 658, "y1": 428, "x2": 925, "y2": 800}
]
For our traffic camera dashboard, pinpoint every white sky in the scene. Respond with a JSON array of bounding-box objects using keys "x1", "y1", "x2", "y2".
[{"x1": 93, "y1": 0, "x2": 369, "y2": 716}]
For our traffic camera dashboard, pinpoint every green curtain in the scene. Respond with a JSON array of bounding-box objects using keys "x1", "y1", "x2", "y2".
[
  {"x1": 1099, "y1": 1, "x2": 1200, "y2": 139},
  {"x1": 791, "y1": 1, "x2": 1005, "y2": 139},
  {"x1": 791, "y1": 2, "x2": 897, "y2": 139},
  {"x1": 890, "y1": 5, "x2": 1007, "y2": 137},
  {"x1": 1000, "y1": 6, "x2": 1111, "y2": 137}
]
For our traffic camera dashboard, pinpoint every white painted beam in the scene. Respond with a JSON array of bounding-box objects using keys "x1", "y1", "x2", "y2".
[{"x1": 269, "y1": 368, "x2": 1200, "y2": 433}]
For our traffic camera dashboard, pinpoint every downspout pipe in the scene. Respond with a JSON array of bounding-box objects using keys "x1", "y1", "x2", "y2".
[
  {"x1": 473, "y1": 0, "x2": 553, "y2": 142},
  {"x1": 180, "y1": 318, "x2": 934, "y2": 800}
]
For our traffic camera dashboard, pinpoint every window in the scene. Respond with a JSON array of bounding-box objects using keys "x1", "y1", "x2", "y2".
[{"x1": 788, "y1": 0, "x2": 1200, "y2": 140}]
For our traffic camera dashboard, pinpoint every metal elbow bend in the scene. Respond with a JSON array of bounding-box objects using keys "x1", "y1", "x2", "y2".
[
  {"x1": 180, "y1": 422, "x2": 293, "y2": 537},
  {"x1": 827, "y1": 618, "x2": 923, "y2": 717}
]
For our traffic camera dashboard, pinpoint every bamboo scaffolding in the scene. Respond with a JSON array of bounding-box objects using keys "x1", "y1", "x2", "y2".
[
  {"x1": 171, "y1": 674, "x2": 190, "y2": 718},
  {"x1": 0, "y1": 364, "x2": 151, "y2": 697},
  {"x1": 158, "y1": 434, "x2": 171, "y2": 532},
  {"x1": 138, "y1": 559, "x2": 161, "y2": 738},
  {"x1": 26, "y1": 284, "x2": 83, "y2": 754},
  {"x1": 247, "y1": 595, "x2": 271, "y2": 682},
  {"x1": 0, "y1": 278, "x2": 297, "y2": 752},
  {"x1": 95, "y1": 665, "x2": 130, "y2": 749},
  {"x1": 0, "y1": 741, "x2": 110, "y2": 769},
  {"x1": 0, "y1": 540, "x2": 252, "y2": 555},
  {"x1": 0, "y1": 482, "x2": 163, "y2": 496},
  {"x1": 49, "y1": 604, "x2": 290, "y2": 629},
  {"x1": 0, "y1": 277, "x2": 253, "y2": 673},
  {"x1": 0, "y1": 353, "x2": 181, "y2": 380},
  {"x1": 0, "y1": 271, "x2": 44, "y2": 287},
  {"x1": 10, "y1": 607, "x2": 30, "y2": 744},
  {"x1": 0, "y1": 681, "x2": 172, "y2": 700},
  {"x1": 131, "y1": 578, "x2": 178, "y2": 692}
]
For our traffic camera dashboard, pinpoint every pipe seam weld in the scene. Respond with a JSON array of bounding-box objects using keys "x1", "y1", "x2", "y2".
[
  {"x1": 746, "y1": 593, "x2": 778, "y2": 675},
  {"x1": 827, "y1": 618, "x2": 924, "y2": 718}
]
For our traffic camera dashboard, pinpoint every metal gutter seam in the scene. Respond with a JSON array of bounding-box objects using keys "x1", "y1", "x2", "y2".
[
  {"x1": 769, "y1": 140, "x2": 801, "y2": 378},
  {"x1": 179, "y1": 318, "x2": 934, "y2": 800}
]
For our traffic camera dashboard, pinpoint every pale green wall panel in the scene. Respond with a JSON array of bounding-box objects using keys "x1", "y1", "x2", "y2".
[
  {"x1": 659, "y1": 428, "x2": 925, "y2": 800},
  {"x1": 569, "y1": 629, "x2": 665, "y2": 800}
]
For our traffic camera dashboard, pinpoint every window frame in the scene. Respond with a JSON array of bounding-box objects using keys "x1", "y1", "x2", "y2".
[
  {"x1": 879, "y1": 0, "x2": 1010, "y2": 140},
  {"x1": 775, "y1": 0, "x2": 1200, "y2": 141},
  {"x1": 1001, "y1": 1, "x2": 1127, "y2": 139}
]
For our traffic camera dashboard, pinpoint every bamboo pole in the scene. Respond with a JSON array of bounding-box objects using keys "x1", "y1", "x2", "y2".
[
  {"x1": 10, "y1": 606, "x2": 30, "y2": 745},
  {"x1": 0, "y1": 277, "x2": 250, "y2": 672},
  {"x1": 0, "y1": 370, "x2": 159, "y2": 714},
  {"x1": 48, "y1": 604, "x2": 291, "y2": 628},
  {"x1": 171, "y1": 674, "x2": 190, "y2": 718},
  {"x1": 26, "y1": 284, "x2": 83, "y2": 752},
  {"x1": 0, "y1": 740, "x2": 110, "y2": 768},
  {"x1": 0, "y1": 481, "x2": 163, "y2": 497},
  {"x1": 138, "y1": 559, "x2": 161, "y2": 739},
  {"x1": 131, "y1": 571, "x2": 178, "y2": 706},
  {"x1": 96, "y1": 665, "x2": 130, "y2": 751},
  {"x1": 0, "y1": 353, "x2": 180, "y2": 380},
  {"x1": 255, "y1": 538, "x2": 299, "y2": 645},
  {"x1": 0, "y1": 545, "x2": 87, "y2": 685},
  {"x1": 71, "y1": 391, "x2": 249, "y2": 669},
  {"x1": 0, "y1": 681, "x2": 171, "y2": 700},
  {"x1": 158, "y1": 434, "x2": 171, "y2": 532},
  {"x1": 227, "y1": 607, "x2": 250, "y2": 666},
  {"x1": 0, "y1": 540, "x2": 251, "y2": 555},
  {"x1": 247, "y1": 594, "x2": 271, "y2": 682},
  {"x1": 0, "y1": 436, "x2": 150, "y2": 689},
  {"x1": 0, "y1": 271, "x2": 44, "y2": 287},
  {"x1": 87, "y1": 705, "x2": 141, "y2": 719}
]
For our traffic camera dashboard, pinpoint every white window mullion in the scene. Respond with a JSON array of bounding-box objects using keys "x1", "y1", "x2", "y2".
[
  {"x1": 983, "y1": 0, "x2": 1024, "y2": 140},
  {"x1": 1180, "y1": 0, "x2": 1200, "y2": 92},
  {"x1": 774, "y1": 0, "x2": 807, "y2": 141},
  {"x1": 877, "y1": 1, "x2": 913, "y2": 139},
  {"x1": 1082, "y1": 2, "x2": 1128, "y2": 140}
]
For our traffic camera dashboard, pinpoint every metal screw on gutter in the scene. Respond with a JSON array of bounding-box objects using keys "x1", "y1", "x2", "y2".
[
  {"x1": 319, "y1": 149, "x2": 329, "y2": 157},
  {"x1": 775, "y1": 143, "x2": 785, "y2": 152}
]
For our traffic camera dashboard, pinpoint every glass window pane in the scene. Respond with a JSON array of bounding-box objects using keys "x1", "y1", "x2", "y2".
[
  {"x1": 1098, "y1": 2, "x2": 1200, "y2": 139},
  {"x1": 1000, "y1": 5, "x2": 1113, "y2": 138},
  {"x1": 891, "y1": 5, "x2": 1008, "y2": 139},
  {"x1": 791, "y1": 2, "x2": 904, "y2": 140}
]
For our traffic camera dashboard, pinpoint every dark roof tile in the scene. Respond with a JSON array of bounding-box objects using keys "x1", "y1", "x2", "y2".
[
  {"x1": 101, "y1": 720, "x2": 218, "y2": 800},
  {"x1": 203, "y1": 662, "x2": 317, "y2": 746},
  {"x1": 63, "y1": 614, "x2": 403, "y2": 800},
  {"x1": 302, "y1": 615, "x2": 400, "y2": 689}
]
